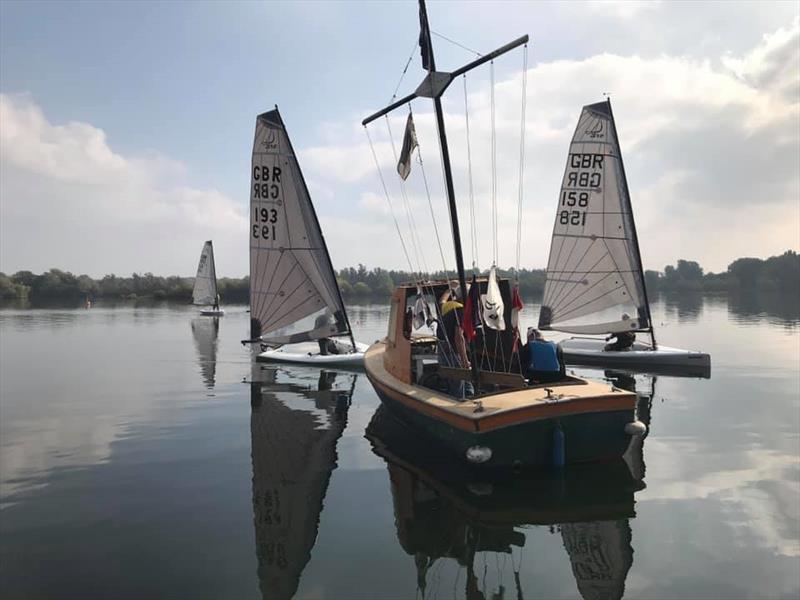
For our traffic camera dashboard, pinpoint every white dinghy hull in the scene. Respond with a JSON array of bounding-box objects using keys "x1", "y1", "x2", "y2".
[
  {"x1": 560, "y1": 338, "x2": 711, "y2": 377},
  {"x1": 257, "y1": 342, "x2": 368, "y2": 367}
]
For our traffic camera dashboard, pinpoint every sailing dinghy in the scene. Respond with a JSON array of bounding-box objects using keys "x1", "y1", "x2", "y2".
[
  {"x1": 360, "y1": 0, "x2": 644, "y2": 469},
  {"x1": 193, "y1": 240, "x2": 224, "y2": 316},
  {"x1": 245, "y1": 108, "x2": 367, "y2": 367},
  {"x1": 538, "y1": 100, "x2": 710, "y2": 376}
]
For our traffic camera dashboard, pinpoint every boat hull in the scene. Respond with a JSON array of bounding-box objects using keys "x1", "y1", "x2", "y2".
[
  {"x1": 364, "y1": 342, "x2": 638, "y2": 470},
  {"x1": 257, "y1": 342, "x2": 368, "y2": 367},
  {"x1": 560, "y1": 338, "x2": 711, "y2": 377},
  {"x1": 199, "y1": 309, "x2": 225, "y2": 316}
]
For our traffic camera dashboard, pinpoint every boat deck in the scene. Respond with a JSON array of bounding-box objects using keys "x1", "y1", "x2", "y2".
[{"x1": 365, "y1": 340, "x2": 636, "y2": 433}]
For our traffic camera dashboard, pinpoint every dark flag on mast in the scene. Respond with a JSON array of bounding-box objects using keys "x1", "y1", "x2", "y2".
[
  {"x1": 397, "y1": 113, "x2": 418, "y2": 180},
  {"x1": 418, "y1": 0, "x2": 433, "y2": 71}
]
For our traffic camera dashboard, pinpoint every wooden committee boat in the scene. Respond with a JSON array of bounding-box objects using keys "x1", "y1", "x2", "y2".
[{"x1": 361, "y1": 1, "x2": 643, "y2": 470}]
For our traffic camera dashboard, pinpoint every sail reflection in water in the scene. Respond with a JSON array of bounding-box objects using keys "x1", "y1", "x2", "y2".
[
  {"x1": 249, "y1": 365, "x2": 356, "y2": 600},
  {"x1": 366, "y1": 380, "x2": 654, "y2": 600},
  {"x1": 191, "y1": 317, "x2": 219, "y2": 390}
]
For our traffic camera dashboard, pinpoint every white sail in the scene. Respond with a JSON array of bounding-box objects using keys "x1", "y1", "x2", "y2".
[
  {"x1": 192, "y1": 240, "x2": 217, "y2": 306},
  {"x1": 539, "y1": 101, "x2": 650, "y2": 335},
  {"x1": 249, "y1": 109, "x2": 350, "y2": 344},
  {"x1": 481, "y1": 266, "x2": 506, "y2": 331}
]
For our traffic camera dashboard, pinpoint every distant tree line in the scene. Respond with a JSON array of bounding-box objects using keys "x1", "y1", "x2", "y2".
[
  {"x1": 1, "y1": 250, "x2": 796, "y2": 304},
  {"x1": 0, "y1": 270, "x2": 249, "y2": 303},
  {"x1": 643, "y1": 251, "x2": 799, "y2": 293}
]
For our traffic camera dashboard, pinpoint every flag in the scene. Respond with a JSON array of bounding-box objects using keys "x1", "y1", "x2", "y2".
[
  {"x1": 511, "y1": 283, "x2": 524, "y2": 352},
  {"x1": 482, "y1": 266, "x2": 506, "y2": 331},
  {"x1": 418, "y1": 1, "x2": 433, "y2": 71},
  {"x1": 397, "y1": 113, "x2": 418, "y2": 180},
  {"x1": 462, "y1": 274, "x2": 481, "y2": 342}
]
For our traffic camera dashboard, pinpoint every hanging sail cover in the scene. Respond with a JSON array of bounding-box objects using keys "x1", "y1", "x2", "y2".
[
  {"x1": 538, "y1": 102, "x2": 649, "y2": 335},
  {"x1": 192, "y1": 240, "x2": 217, "y2": 306},
  {"x1": 249, "y1": 109, "x2": 349, "y2": 344},
  {"x1": 481, "y1": 266, "x2": 506, "y2": 331}
]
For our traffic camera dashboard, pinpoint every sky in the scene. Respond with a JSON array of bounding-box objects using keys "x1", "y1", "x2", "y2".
[{"x1": 1, "y1": 0, "x2": 798, "y2": 277}]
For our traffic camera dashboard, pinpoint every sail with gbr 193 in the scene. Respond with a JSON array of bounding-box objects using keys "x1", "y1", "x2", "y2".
[{"x1": 246, "y1": 108, "x2": 366, "y2": 366}]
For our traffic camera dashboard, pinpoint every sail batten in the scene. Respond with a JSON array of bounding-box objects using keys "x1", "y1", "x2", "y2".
[
  {"x1": 192, "y1": 240, "x2": 217, "y2": 306},
  {"x1": 539, "y1": 101, "x2": 649, "y2": 334},
  {"x1": 249, "y1": 109, "x2": 350, "y2": 344}
]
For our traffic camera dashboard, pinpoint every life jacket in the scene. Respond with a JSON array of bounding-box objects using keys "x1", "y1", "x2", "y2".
[{"x1": 528, "y1": 340, "x2": 560, "y2": 372}]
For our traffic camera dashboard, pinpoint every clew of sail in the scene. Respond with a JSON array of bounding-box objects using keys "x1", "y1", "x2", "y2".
[
  {"x1": 249, "y1": 109, "x2": 350, "y2": 345},
  {"x1": 538, "y1": 101, "x2": 649, "y2": 335},
  {"x1": 193, "y1": 240, "x2": 217, "y2": 306}
]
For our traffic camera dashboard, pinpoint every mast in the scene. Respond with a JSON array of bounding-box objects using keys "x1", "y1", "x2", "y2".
[
  {"x1": 209, "y1": 240, "x2": 218, "y2": 304},
  {"x1": 363, "y1": 0, "x2": 527, "y2": 379},
  {"x1": 417, "y1": 0, "x2": 469, "y2": 307},
  {"x1": 606, "y1": 99, "x2": 657, "y2": 349},
  {"x1": 273, "y1": 107, "x2": 358, "y2": 352}
]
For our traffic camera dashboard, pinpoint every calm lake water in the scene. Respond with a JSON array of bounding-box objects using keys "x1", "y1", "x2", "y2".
[{"x1": 1, "y1": 294, "x2": 798, "y2": 599}]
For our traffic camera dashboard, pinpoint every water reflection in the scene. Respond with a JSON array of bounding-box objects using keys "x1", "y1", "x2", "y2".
[
  {"x1": 661, "y1": 292, "x2": 704, "y2": 323},
  {"x1": 366, "y1": 404, "x2": 647, "y2": 599},
  {"x1": 249, "y1": 366, "x2": 357, "y2": 600},
  {"x1": 726, "y1": 291, "x2": 800, "y2": 327},
  {"x1": 606, "y1": 371, "x2": 655, "y2": 482},
  {"x1": 191, "y1": 317, "x2": 219, "y2": 390}
]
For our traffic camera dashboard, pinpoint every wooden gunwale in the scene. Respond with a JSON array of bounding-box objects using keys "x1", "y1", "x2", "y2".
[{"x1": 365, "y1": 341, "x2": 636, "y2": 434}]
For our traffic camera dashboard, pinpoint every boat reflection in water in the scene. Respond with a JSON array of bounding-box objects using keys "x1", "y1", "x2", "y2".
[
  {"x1": 191, "y1": 316, "x2": 219, "y2": 390},
  {"x1": 249, "y1": 364, "x2": 357, "y2": 600},
  {"x1": 366, "y1": 373, "x2": 656, "y2": 599}
]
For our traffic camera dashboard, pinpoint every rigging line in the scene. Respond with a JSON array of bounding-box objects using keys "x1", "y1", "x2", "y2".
[
  {"x1": 385, "y1": 114, "x2": 430, "y2": 277},
  {"x1": 515, "y1": 44, "x2": 528, "y2": 275},
  {"x1": 430, "y1": 29, "x2": 482, "y2": 57},
  {"x1": 414, "y1": 107, "x2": 450, "y2": 274},
  {"x1": 391, "y1": 38, "x2": 422, "y2": 103},
  {"x1": 463, "y1": 74, "x2": 479, "y2": 271},
  {"x1": 364, "y1": 125, "x2": 416, "y2": 275},
  {"x1": 490, "y1": 60, "x2": 498, "y2": 266}
]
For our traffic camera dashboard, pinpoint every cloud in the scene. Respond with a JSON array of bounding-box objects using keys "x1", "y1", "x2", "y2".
[
  {"x1": 301, "y1": 17, "x2": 799, "y2": 273},
  {"x1": 0, "y1": 93, "x2": 247, "y2": 277},
  {"x1": 1, "y1": 15, "x2": 797, "y2": 277}
]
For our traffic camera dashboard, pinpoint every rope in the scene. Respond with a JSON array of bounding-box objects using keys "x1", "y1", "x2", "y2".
[
  {"x1": 391, "y1": 38, "x2": 420, "y2": 102},
  {"x1": 385, "y1": 115, "x2": 430, "y2": 276},
  {"x1": 516, "y1": 44, "x2": 528, "y2": 275},
  {"x1": 414, "y1": 107, "x2": 449, "y2": 274},
  {"x1": 490, "y1": 60, "x2": 498, "y2": 267},
  {"x1": 463, "y1": 74, "x2": 479, "y2": 272},
  {"x1": 364, "y1": 125, "x2": 416, "y2": 275},
  {"x1": 430, "y1": 30, "x2": 482, "y2": 57}
]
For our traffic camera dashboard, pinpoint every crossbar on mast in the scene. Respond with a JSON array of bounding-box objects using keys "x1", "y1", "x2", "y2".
[{"x1": 361, "y1": 36, "x2": 529, "y2": 126}]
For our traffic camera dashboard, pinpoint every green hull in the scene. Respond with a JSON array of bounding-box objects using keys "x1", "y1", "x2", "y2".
[{"x1": 370, "y1": 382, "x2": 635, "y2": 470}]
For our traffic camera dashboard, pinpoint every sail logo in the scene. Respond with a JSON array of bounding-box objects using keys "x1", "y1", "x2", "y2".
[
  {"x1": 261, "y1": 130, "x2": 278, "y2": 151},
  {"x1": 585, "y1": 121, "x2": 604, "y2": 139}
]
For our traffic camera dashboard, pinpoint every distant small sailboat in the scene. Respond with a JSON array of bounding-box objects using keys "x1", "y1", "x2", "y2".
[
  {"x1": 538, "y1": 100, "x2": 710, "y2": 376},
  {"x1": 193, "y1": 240, "x2": 224, "y2": 316},
  {"x1": 245, "y1": 108, "x2": 367, "y2": 367}
]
